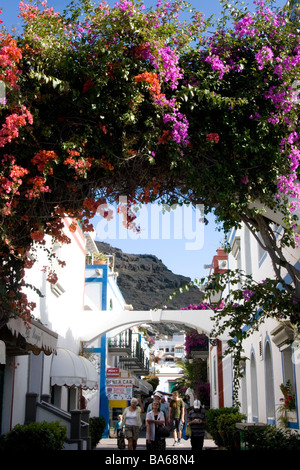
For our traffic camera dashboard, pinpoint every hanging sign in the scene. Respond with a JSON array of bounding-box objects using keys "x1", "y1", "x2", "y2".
[
  {"x1": 106, "y1": 385, "x2": 133, "y2": 400},
  {"x1": 106, "y1": 367, "x2": 120, "y2": 377}
]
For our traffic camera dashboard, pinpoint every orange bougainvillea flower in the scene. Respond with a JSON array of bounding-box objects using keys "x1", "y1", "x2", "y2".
[
  {"x1": 99, "y1": 155, "x2": 114, "y2": 170},
  {"x1": 158, "y1": 129, "x2": 171, "y2": 144},
  {"x1": 30, "y1": 230, "x2": 44, "y2": 242},
  {"x1": 31, "y1": 150, "x2": 59, "y2": 173},
  {"x1": 134, "y1": 72, "x2": 165, "y2": 101}
]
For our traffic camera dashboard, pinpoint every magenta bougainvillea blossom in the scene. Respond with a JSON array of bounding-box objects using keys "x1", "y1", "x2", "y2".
[
  {"x1": 184, "y1": 329, "x2": 209, "y2": 357},
  {"x1": 1, "y1": 0, "x2": 300, "y2": 326}
]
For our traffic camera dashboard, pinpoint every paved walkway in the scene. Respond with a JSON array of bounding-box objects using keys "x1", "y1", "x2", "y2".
[{"x1": 95, "y1": 435, "x2": 218, "y2": 451}]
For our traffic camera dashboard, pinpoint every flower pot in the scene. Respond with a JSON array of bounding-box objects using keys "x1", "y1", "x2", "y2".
[{"x1": 287, "y1": 411, "x2": 297, "y2": 422}]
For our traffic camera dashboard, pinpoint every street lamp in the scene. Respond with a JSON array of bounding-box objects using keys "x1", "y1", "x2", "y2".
[
  {"x1": 203, "y1": 276, "x2": 224, "y2": 347},
  {"x1": 204, "y1": 276, "x2": 223, "y2": 306}
]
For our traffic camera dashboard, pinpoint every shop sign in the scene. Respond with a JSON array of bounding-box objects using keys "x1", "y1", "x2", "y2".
[
  {"x1": 106, "y1": 385, "x2": 132, "y2": 400},
  {"x1": 106, "y1": 367, "x2": 120, "y2": 377}
]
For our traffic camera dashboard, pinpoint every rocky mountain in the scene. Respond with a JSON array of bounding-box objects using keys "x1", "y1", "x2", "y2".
[{"x1": 95, "y1": 241, "x2": 203, "y2": 336}]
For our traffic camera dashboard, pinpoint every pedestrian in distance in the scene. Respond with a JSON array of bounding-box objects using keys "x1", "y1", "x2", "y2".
[
  {"x1": 186, "y1": 400, "x2": 206, "y2": 451},
  {"x1": 168, "y1": 391, "x2": 185, "y2": 445},
  {"x1": 122, "y1": 397, "x2": 144, "y2": 450},
  {"x1": 114, "y1": 414, "x2": 123, "y2": 438},
  {"x1": 160, "y1": 396, "x2": 169, "y2": 418},
  {"x1": 147, "y1": 392, "x2": 168, "y2": 424},
  {"x1": 146, "y1": 400, "x2": 166, "y2": 451}
]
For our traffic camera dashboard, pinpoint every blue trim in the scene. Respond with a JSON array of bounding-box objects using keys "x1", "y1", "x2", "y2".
[
  {"x1": 286, "y1": 347, "x2": 299, "y2": 430},
  {"x1": 86, "y1": 265, "x2": 108, "y2": 270},
  {"x1": 258, "y1": 251, "x2": 268, "y2": 267},
  {"x1": 267, "y1": 418, "x2": 276, "y2": 425},
  {"x1": 290, "y1": 346, "x2": 299, "y2": 429},
  {"x1": 102, "y1": 267, "x2": 107, "y2": 310},
  {"x1": 85, "y1": 265, "x2": 108, "y2": 310},
  {"x1": 282, "y1": 266, "x2": 299, "y2": 429},
  {"x1": 227, "y1": 229, "x2": 236, "y2": 247},
  {"x1": 83, "y1": 348, "x2": 101, "y2": 353},
  {"x1": 99, "y1": 334, "x2": 109, "y2": 438},
  {"x1": 107, "y1": 276, "x2": 126, "y2": 309}
]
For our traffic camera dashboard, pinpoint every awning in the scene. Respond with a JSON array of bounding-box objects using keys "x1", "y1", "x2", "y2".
[
  {"x1": 5, "y1": 317, "x2": 58, "y2": 356},
  {"x1": 137, "y1": 378, "x2": 153, "y2": 394},
  {"x1": 51, "y1": 348, "x2": 98, "y2": 389}
]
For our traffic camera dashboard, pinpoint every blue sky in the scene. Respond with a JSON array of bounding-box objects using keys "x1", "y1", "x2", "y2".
[
  {"x1": 0, "y1": 0, "x2": 285, "y2": 281},
  {"x1": 1, "y1": 0, "x2": 225, "y2": 30}
]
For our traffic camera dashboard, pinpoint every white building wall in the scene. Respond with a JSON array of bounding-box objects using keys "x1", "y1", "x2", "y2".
[
  {"x1": 225, "y1": 223, "x2": 300, "y2": 430},
  {"x1": 1, "y1": 220, "x2": 95, "y2": 434}
]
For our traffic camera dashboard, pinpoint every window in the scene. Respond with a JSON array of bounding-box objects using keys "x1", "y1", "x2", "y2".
[
  {"x1": 250, "y1": 352, "x2": 259, "y2": 422},
  {"x1": 282, "y1": 346, "x2": 296, "y2": 396},
  {"x1": 265, "y1": 341, "x2": 275, "y2": 424},
  {"x1": 168, "y1": 381, "x2": 176, "y2": 393},
  {"x1": 51, "y1": 385, "x2": 61, "y2": 408}
]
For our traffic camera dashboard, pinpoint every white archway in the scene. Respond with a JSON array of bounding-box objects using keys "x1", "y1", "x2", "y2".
[{"x1": 76, "y1": 308, "x2": 229, "y2": 343}]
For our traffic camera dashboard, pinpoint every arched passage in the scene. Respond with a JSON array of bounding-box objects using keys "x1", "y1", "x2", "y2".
[
  {"x1": 85, "y1": 308, "x2": 228, "y2": 439},
  {"x1": 77, "y1": 308, "x2": 229, "y2": 344}
]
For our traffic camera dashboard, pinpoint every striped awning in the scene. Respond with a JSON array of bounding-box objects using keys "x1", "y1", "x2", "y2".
[{"x1": 51, "y1": 348, "x2": 98, "y2": 389}]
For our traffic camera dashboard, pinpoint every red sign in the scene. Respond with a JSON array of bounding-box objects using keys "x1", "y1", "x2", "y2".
[{"x1": 106, "y1": 368, "x2": 120, "y2": 377}]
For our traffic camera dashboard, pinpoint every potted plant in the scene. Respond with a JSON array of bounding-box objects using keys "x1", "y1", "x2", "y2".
[
  {"x1": 278, "y1": 380, "x2": 297, "y2": 426},
  {"x1": 93, "y1": 252, "x2": 107, "y2": 265}
]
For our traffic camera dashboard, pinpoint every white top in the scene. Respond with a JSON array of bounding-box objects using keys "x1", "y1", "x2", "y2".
[
  {"x1": 146, "y1": 410, "x2": 165, "y2": 441},
  {"x1": 125, "y1": 409, "x2": 138, "y2": 426}
]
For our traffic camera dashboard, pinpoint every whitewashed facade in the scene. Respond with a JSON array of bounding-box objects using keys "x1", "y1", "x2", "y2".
[
  {"x1": 0, "y1": 219, "x2": 91, "y2": 436},
  {"x1": 209, "y1": 224, "x2": 300, "y2": 431},
  {"x1": 0, "y1": 222, "x2": 152, "y2": 444}
]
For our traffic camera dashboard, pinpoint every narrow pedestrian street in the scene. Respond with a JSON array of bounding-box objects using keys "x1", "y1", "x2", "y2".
[{"x1": 95, "y1": 428, "x2": 218, "y2": 451}]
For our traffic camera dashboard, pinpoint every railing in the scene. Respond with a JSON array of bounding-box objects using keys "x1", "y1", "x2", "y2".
[
  {"x1": 25, "y1": 393, "x2": 91, "y2": 450},
  {"x1": 108, "y1": 329, "x2": 132, "y2": 350},
  {"x1": 119, "y1": 340, "x2": 149, "y2": 375}
]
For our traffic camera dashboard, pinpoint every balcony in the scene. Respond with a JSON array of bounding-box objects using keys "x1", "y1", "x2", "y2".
[
  {"x1": 119, "y1": 341, "x2": 149, "y2": 376},
  {"x1": 108, "y1": 329, "x2": 132, "y2": 356}
]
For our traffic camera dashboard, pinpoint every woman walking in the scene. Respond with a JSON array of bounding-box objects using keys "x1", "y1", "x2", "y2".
[
  {"x1": 122, "y1": 397, "x2": 144, "y2": 450},
  {"x1": 146, "y1": 400, "x2": 166, "y2": 451}
]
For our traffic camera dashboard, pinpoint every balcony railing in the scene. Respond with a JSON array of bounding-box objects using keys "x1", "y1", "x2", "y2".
[
  {"x1": 108, "y1": 330, "x2": 132, "y2": 356},
  {"x1": 119, "y1": 341, "x2": 149, "y2": 376}
]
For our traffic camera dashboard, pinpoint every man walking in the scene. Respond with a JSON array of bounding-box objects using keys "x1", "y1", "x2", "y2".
[
  {"x1": 186, "y1": 400, "x2": 206, "y2": 451},
  {"x1": 168, "y1": 391, "x2": 185, "y2": 445}
]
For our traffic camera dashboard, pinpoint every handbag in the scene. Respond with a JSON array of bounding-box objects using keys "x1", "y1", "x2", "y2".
[
  {"x1": 117, "y1": 430, "x2": 125, "y2": 449},
  {"x1": 185, "y1": 424, "x2": 192, "y2": 438},
  {"x1": 182, "y1": 423, "x2": 189, "y2": 440},
  {"x1": 156, "y1": 425, "x2": 170, "y2": 438}
]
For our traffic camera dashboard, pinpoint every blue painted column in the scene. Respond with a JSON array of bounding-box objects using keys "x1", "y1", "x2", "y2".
[
  {"x1": 99, "y1": 266, "x2": 109, "y2": 437},
  {"x1": 99, "y1": 333, "x2": 109, "y2": 437},
  {"x1": 85, "y1": 264, "x2": 109, "y2": 436}
]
